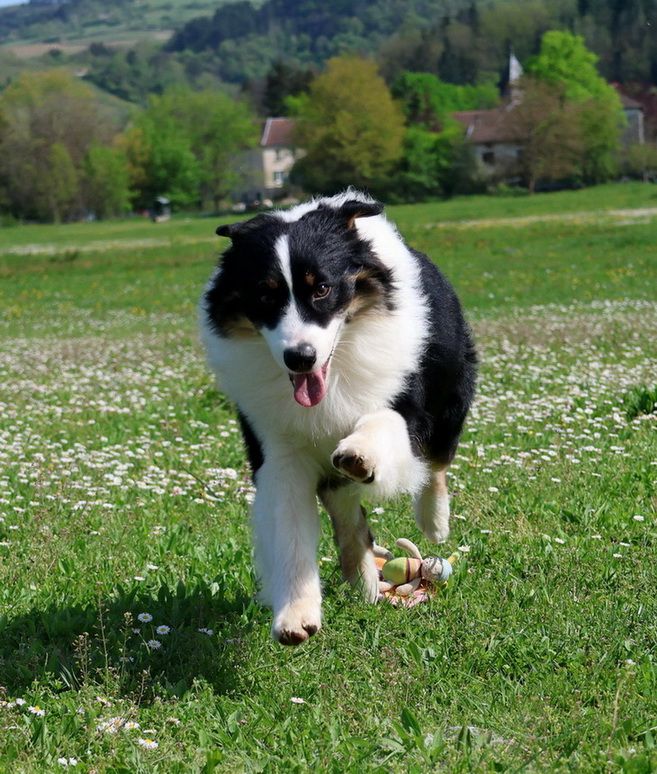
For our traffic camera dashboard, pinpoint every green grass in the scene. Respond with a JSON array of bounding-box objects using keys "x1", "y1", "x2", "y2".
[{"x1": 1, "y1": 184, "x2": 656, "y2": 771}]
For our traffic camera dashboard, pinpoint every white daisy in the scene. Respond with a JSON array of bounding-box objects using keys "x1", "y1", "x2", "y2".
[{"x1": 137, "y1": 738, "x2": 158, "y2": 749}]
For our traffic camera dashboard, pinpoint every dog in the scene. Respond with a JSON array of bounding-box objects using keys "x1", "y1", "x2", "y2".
[{"x1": 200, "y1": 190, "x2": 476, "y2": 645}]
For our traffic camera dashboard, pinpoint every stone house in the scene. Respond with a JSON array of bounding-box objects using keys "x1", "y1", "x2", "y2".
[
  {"x1": 235, "y1": 117, "x2": 304, "y2": 204},
  {"x1": 452, "y1": 54, "x2": 644, "y2": 182}
]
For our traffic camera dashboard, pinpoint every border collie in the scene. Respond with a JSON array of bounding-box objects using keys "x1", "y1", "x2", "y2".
[{"x1": 200, "y1": 191, "x2": 476, "y2": 645}]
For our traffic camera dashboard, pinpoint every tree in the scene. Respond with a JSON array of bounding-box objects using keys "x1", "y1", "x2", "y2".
[
  {"x1": 83, "y1": 145, "x2": 131, "y2": 219},
  {"x1": 262, "y1": 59, "x2": 314, "y2": 116},
  {"x1": 526, "y1": 30, "x2": 623, "y2": 183},
  {"x1": 388, "y1": 121, "x2": 473, "y2": 201},
  {"x1": 511, "y1": 77, "x2": 585, "y2": 193},
  {"x1": 0, "y1": 70, "x2": 116, "y2": 221},
  {"x1": 120, "y1": 118, "x2": 200, "y2": 210},
  {"x1": 393, "y1": 72, "x2": 498, "y2": 129},
  {"x1": 292, "y1": 56, "x2": 405, "y2": 193},
  {"x1": 527, "y1": 29, "x2": 617, "y2": 103},
  {"x1": 119, "y1": 88, "x2": 256, "y2": 210},
  {"x1": 623, "y1": 142, "x2": 657, "y2": 182},
  {"x1": 44, "y1": 143, "x2": 78, "y2": 223}
]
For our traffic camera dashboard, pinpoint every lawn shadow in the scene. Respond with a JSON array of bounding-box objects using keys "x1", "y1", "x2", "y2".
[{"x1": 0, "y1": 580, "x2": 264, "y2": 701}]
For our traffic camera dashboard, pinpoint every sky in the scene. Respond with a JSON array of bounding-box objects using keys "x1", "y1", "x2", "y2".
[{"x1": 0, "y1": 0, "x2": 28, "y2": 7}]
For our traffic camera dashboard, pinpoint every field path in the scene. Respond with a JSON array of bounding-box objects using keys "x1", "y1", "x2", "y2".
[
  {"x1": 426, "y1": 205, "x2": 657, "y2": 230},
  {"x1": 3, "y1": 204, "x2": 657, "y2": 258}
]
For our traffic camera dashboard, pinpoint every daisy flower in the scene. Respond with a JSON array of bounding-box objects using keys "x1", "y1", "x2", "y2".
[
  {"x1": 137, "y1": 738, "x2": 159, "y2": 749},
  {"x1": 156, "y1": 625, "x2": 170, "y2": 635},
  {"x1": 28, "y1": 705, "x2": 45, "y2": 716},
  {"x1": 137, "y1": 612, "x2": 153, "y2": 623},
  {"x1": 146, "y1": 639, "x2": 162, "y2": 650},
  {"x1": 98, "y1": 717, "x2": 125, "y2": 734}
]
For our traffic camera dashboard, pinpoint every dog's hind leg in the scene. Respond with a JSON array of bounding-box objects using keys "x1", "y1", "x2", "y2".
[
  {"x1": 253, "y1": 451, "x2": 323, "y2": 645},
  {"x1": 319, "y1": 484, "x2": 379, "y2": 603},
  {"x1": 413, "y1": 465, "x2": 450, "y2": 544}
]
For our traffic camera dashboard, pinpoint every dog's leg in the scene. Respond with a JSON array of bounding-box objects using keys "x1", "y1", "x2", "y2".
[
  {"x1": 319, "y1": 485, "x2": 379, "y2": 603},
  {"x1": 331, "y1": 409, "x2": 428, "y2": 499},
  {"x1": 253, "y1": 453, "x2": 322, "y2": 645},
  {"x1": 413, "y1": 465, "x2": 450, "y2": 544}
]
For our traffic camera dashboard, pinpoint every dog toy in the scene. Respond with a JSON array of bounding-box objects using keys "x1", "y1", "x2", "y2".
[{"x1": 374, "y1": 538, "x2": 459, "y2": 606}]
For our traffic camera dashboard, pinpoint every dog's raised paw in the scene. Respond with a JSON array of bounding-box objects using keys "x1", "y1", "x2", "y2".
[
  {"x1": 331, "y1": 446, "x2": 375, "y2": 483},
  {"x1": 272, "y1": 601, "x2": 321, "y2": 646}
]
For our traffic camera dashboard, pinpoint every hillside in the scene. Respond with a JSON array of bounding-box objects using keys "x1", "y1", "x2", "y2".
[
  {"x1": 0, "y1": 0, "x2": 249, "y2": 53},
  {"x1": 164, "y1": 0, "x2": 657, "y2": 85},
  {"x1": 1, "y1": 0, "x2": 656, "y2": 109}
]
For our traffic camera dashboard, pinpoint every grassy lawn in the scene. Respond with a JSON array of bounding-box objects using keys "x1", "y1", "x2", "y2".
[{"x1": 0, "y1": 184, "x2": 656, "y2": 772}]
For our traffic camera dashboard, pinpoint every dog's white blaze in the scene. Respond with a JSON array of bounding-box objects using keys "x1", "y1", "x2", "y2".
[
  {"x1": 261, "y1": 303, "x2": 342, "y2": 373},
  {"x1": 274, "y1": 234, "x2": 293, "y2": 290},
  {"x1": 260, "y1": 234, "x2": 343, "y2": 372}
]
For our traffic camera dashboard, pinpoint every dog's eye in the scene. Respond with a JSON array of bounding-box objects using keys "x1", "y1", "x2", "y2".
[{"x1": 313, "y1": 283, "x2": 331, "y2": 300}]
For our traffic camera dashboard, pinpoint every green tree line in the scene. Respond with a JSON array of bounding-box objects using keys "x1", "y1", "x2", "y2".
[
  {"x1": 1, "y1": 31, "x2": 655, "y2": 223},
  {"x1": 0, "y1": 71, "x2": 256, "y2": 223}
]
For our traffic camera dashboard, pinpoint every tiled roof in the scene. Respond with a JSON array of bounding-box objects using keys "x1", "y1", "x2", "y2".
[
  {"x1": 261, "y1": 117, "x2": 296, "y2": 147},
  {"x1": 453, "y1": 107, "x2": 523, "y2": 144},
  {"x1": 618, "y1": 93, "x2": 643, "y2": 110}
]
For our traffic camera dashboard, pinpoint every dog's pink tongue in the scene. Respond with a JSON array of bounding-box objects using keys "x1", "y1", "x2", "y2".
[{"x1": 293, "y1": 369, "x2": 327, "y2": 408}]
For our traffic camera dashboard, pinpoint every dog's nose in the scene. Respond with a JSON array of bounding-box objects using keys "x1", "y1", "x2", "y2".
[{"x1": 284, "y1": 343, "x2": 317, "y2": 372}]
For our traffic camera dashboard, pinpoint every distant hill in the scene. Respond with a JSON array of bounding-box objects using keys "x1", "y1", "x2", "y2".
[
  {"x1": 0, "y1": 0, "x2": 248, "y2": 50},
  {"x1": 2, "y1": 0, "x2": 656, "y2": 109},
  {"x1": 165, "y1": 0, "x2": 657, "y2": 86}
]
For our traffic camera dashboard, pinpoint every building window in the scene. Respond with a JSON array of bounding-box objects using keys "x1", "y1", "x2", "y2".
[
  {"x1": 273, "y1": 171, "x2": 287, "y2": 186},
  {"x1": 482, "y1": 150, "x2": 495, "y2": 165}
]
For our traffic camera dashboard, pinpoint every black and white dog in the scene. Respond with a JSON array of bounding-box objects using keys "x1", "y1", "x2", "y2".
[{"x1": 200, "y1": 191, "x2": 476, "y2": 645}]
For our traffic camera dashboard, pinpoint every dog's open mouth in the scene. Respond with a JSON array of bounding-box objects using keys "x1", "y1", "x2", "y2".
[{"x1": 289, "y1": 359, "x2": 330, "y2": 408}]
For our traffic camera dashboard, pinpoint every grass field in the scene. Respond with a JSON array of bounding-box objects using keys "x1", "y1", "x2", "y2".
[{"x1": 1, "y1": 183, "x2": 656, "y2": 772}]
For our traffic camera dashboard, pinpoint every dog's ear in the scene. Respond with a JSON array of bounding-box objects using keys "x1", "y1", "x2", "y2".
[
  {"x1": 338, "y1": 199, "x2": 384, "y2": 229},
  {"x1": 216, "y1": 213, "x2": 274, "y2": 239}
]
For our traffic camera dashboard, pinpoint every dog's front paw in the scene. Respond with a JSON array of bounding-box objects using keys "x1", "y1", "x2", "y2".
[
  {"x1": 272, "y1": 600, "x2": 322, "y2": 646},
  {"x1": 331, "y1": 438, "x2": 375, "y2": 484}
]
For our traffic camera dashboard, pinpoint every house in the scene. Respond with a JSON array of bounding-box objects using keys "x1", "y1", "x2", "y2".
[
  {"x1": 452, "y1": 51, "x2": 525, "y2": 180},
  {"x1": 235, "y1": 117, "x2": 304, "y2": 205},
  {"x1": 452, "y1": 106, "x2": 523, "y2": 179},
  {"x1": 453, "y1": 57, "x2": 645, "y2": 182},
  {"x1": 613, "y1": 87, "x2": 645, "y2": 146}
]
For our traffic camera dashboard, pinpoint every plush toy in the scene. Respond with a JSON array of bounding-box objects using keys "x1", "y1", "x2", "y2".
[{"x1": 374, "y1": 538, "x2": 459, "y2": 607}]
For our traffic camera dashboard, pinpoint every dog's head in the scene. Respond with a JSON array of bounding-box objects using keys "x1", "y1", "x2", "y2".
[{"x1": 205, "y1": 197, "x2": 394, "y2": 407}]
